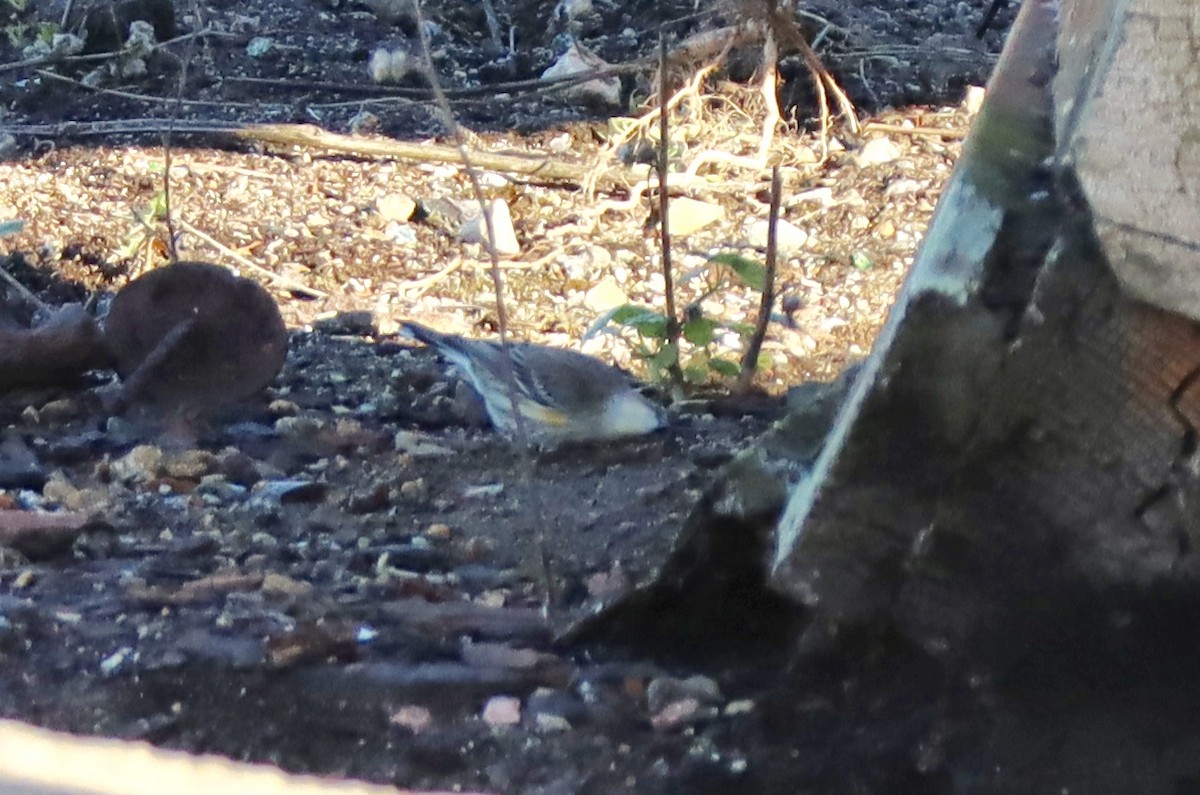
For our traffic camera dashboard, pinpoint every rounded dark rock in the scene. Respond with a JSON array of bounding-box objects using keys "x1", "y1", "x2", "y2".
[{"x1": 104, "y1": 262, "x2": 288, "y2": 411}]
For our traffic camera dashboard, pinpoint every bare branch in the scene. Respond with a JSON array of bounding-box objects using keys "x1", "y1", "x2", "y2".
[
  {"x1": 736, "y1": 166, "x2": 781, "y2": 393},
  {"x1": 656, "y1": 35, "x2": 684, "y2": 394},
  {"x1": 411, "y1": 0, "x2": 529, "y2": 449}
]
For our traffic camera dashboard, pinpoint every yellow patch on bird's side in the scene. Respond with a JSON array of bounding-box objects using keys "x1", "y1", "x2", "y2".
[{"x1": 522, "y1": 402, "x2": 569, "y2": 427}]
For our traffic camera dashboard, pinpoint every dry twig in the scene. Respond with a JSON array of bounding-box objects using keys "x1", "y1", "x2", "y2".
[
  {"x1": 238, "y1": 124, "x2": 631, "y2": 189},
  {"x1": 736, "y1": 166, "x2": 781, "y2": 393},
  {"x1": 0, "y1": 26, "x2": 226, "y2": 76},
  {"x1": 175, "y1": 219, "x2": 328, "y2": 298},
  {"x1": 0, "y1": 271, "x2": 46, "y2": 310},
  {"x1": 656, "y1": 36, "x2": 684, "y2": 394},
  {"x1": 411, "y1": 0, "x2": 530, "y2": 449},
  {"x1": 862, "y1": 121, "x2": 969, "y2": 139}
]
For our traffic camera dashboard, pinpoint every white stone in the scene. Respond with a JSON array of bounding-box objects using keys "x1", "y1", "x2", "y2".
[
  {"x1": 541, "y1": 41, "x2": 620, "y2": 108},
  {"x1": 376, "y1": 193, "x2": 416, "y2": 223},
  {"x1": 458, "y1": 199, "x2": 519, "y2": 256},
  {"x1": 747, "y1": 218, "x2": 808, "y2": 253},
  {"x1": 482, "y1": 696, "x2": 521, "y2": 727},
  {"x1": 368, "y1": 48, "x2": 417, "y2": 84},
  {"x1": 548, "y1": 133, "x2": 572, "y2": 152},
  {"x1": 855, "y1": 136, "x2": 902, "y2": 167},
  {"x1": 385, "y1": 222, "x2": 417, "y2": 246},
  {"x1": 667, "y1": 197, "x2": 725, "y2": 236},
  {"x1": 963, "y1": 85, "x2": 986, "y2": 115},
  {"x1": 789, "y1": 187, "x2": 834, "y2": 207},
  {"x1": 883, "y1": 178, "x2": 924, "y2": 197},
  {"x1": 389, "y1": 705, "x2": 433, "y2": 733},
  {"x1": 583, "y1": 276, "x2": 628, "y2": 312},
  {"x1": 535, "y1": 713, "x2": 572, "y2": 732}
]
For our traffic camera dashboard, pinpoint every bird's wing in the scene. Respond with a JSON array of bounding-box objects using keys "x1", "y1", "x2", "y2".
[{"x1": 515, "y1": 346, "x2": 633, "y2": 409}]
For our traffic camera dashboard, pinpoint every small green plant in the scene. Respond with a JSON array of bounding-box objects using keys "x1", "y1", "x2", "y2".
[
  {"x1": 588, "y1": 251, "x2": 772, "y2": 387},
  {"x1": 2, "y1": 0, "x2": 56, "y2": 50},
  {"x1": 117, "y1": 189, "x2": 171, "y2": 267},
  {"x1": 850, "y1": 251, "x2": 874, "y2": 270},
  {"x1": 5, "y1": 20, "x2": 54, "y2": 47},
  {"x1": 602, "y1": 115, "x2": 689, "y2": 168}
]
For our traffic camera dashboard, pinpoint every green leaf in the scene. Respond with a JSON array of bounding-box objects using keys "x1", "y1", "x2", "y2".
[
  {"x1": 583, "y1": 305, "x2": 626, "y2": 339},
  {"x1": 148, "y1": 191, "x2": 170, "y2": 218},
  {"x1": 608, "y1": 304, "x2": 662, "y2": 325},
  {"x1": 683, "y1": 364, "x2": 710, "y2": 384},
  {"x1": 616, "y1": 307, "x2": 669, "y2": 338},
  {"x1": 850, "y1": 251, "x2": 873, "y2": 270},
  {"x1": 649, "y1": 342, "x2": 678, "y2": 371},
  {"x1": 707, "y1": 358, "x2": 740, "y2": 377},
  {"x1": 604, "y1": 116, "x2": 639, "y2": 142},
  {"x1": 724, "y1": 320, "x2": 756, "y2": 337},
  {"x1": 4, "y1": 25, "x2": 26, "y2": 48},
  {"x1": 682, "y1": 316, "x2": 718, "y2": 346},
  {"x1": 0, "y1": 219, "x2": 25, "y2": 236},
  {"x1": 632, "y1": 316, "x2": 668, "y2": 338},
  {"x1": 585, "y1": 304, "x2": 668, "y2": 340},
  {"x1": 708, "y1": 252, "x2": 767, "y2": 291},
  {"x1": 116, "y1": 226, "x2": 150, "y2": 259}
]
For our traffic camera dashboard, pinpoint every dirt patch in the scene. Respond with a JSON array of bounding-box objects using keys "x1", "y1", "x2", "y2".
[{"x1": 0, "y1": 0, "x2": 1025, "y2": 792}]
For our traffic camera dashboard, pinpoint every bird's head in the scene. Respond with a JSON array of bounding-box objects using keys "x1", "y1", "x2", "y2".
[{"x1": 598, "y1": 391, "x2": 667, "y2": 438}]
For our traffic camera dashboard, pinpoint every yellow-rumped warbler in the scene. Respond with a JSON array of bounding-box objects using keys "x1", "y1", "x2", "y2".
[{"x1": 400, "y1": 321, "x2": 665, "y2": 443}]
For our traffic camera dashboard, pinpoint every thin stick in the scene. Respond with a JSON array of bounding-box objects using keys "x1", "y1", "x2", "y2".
[
  {"x1": 755, "y1": 0, "x2": 781, "y2": 161},
  {"x1": 736, "y1": 166, "x2": 781, "y2": 393},
  {"x1": 1, "y1": 116, "x2": 637, "y2": 189},
  {"x1": 656, "y1": 35, "x2": 683, "y2": 393},
  {"x1": 810, "y1": 47, "x2": 832, "y2": 162},
  {"x1": 111, "y1": 317, "x2": 198, "y2": 410},
  {"x1": 0, "y1": 266, "x2": 47, "y2": 312},
  {"x1": 162, "y1": 2, "x2": 200, "y2": 263},
  {"x1": 227, "y1": 63, "x2": 646, "y2": 101},
  {"x1": 0, "y1": 27, "x2": 225, "y2": 75},
  {"x1": 976, "y1": 0, "x2": 1008, "y2": 37},
  {"x1": 35, "y1": 69, "x2": 274, "y2": 109},
  {"x1": 237, "y1": 123, "x2": 633, "y2": 192},
  {"x1": 798, "y1": 35, "x2": 859, "y2": 135},
  {"x1": 479, "y1": 0, "x2": 504, "y2": 52},
  {"x1": 862, "y1": 122, "x2": 969, "y2": 139},
  {"x1": 411, "y1": 0, "x2": 529, "y2": 449},
  {"x1": 174, "y1": 218, "x2": 328, "y2": 298},
  {"x1": 537, "y1": 536, "x2": 555, "y2": 622}
]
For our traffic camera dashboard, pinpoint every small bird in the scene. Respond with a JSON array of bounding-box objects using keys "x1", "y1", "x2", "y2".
[{"x1": 399, "y1": 321, "x2": 665, "y2": 444}]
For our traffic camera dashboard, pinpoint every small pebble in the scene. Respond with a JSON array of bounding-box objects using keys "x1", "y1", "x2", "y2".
[
  {"x1": 425, "y1": 523, "x2": 452, "y2": 540},
  {"x1": 390, "y1": 705, "x2": 433, "y2": 734},
  {"x1": 855, "y1": 136, "x2": 902, "y2": 167},
  {"x1": 534, "y1": 713, "x2": 572, "y2": 732},
  {"x1": 482, "y1": 695, "x2": 522, "y2": 727}
]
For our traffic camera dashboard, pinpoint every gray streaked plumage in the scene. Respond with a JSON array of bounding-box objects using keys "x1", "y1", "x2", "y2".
[{"x1": 400, "y1": 321, "x2": 665, "y2": 443}]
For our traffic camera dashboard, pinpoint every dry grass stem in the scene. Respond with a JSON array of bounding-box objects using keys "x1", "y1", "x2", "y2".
[
  {"x1": 176, "y1": 219, "x2": 328, "y2": 298},
  {"x1": 412, "y1": 0, "x2": 530, "y2": 449},
  {"x1": 656, "y1": 35, "x2": 684, "y2": 393},
  {"x1": 736, "y1": 165, "x2": 781, "y2": 393}
]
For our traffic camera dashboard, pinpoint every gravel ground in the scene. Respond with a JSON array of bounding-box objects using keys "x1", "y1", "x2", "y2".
[{"x1": 0, "y1": 0, "x2": 1017, "y2": 792}]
